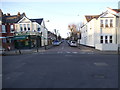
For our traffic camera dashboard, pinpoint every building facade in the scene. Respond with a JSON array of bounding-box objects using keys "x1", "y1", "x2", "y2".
[
  {"x1": 80, "y1": 8, "x2": 120, "y2": 51},
  {"x1": 0, "y1": 10, "x2": 25, "y2": 50},
  {"x1": 14, "y1": 16, "x2": 48, "y2": 48}
]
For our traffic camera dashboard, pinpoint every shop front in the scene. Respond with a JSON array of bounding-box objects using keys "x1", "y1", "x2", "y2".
[{"x1": 12, "y1": 35, "x2": 41, "y2": 49}]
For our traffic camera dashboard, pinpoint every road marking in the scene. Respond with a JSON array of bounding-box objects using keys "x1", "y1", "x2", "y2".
[
  {"x1": 66, "y1": 52, "x2": 71, "y2": 53},
  {"x1": 65, "y1": 55, "x2": 72, "y2": 57},
  {"x1": 72, "y1": 52, "x2": 78, "y2": 54},
  {"x1": 62, "y1": 46, "x2": 64, "y2": 50},
  {"x1": 57, "y1": 52, "x2": 63, "y2": 53}
]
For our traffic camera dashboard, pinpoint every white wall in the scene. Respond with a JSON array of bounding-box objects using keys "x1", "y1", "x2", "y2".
[
  {"x1": 80, "y1": 8, "x2": 119, "y2": 51},
  {"x1": 95, "y1": 44, "x2": 118, "y2": 51}
]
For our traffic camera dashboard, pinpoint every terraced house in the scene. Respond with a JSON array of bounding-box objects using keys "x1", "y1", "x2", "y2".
[
  {"x1": 0, "y1": 9, "x2": 25, "y2": 50},
  {"x1": 0, "y1": 10, "x2": 48, "y2": 50},
  {"x1": 80, "y1": 7, "x2": 120, "y2": 51}
]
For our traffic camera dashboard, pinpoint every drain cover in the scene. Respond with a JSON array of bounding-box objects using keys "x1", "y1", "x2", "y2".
[
  {"x1": 93, "y1": 74, "x2": 105, "y2": 79},
  {"x1": 94, "y1": 62, "x2": 108, "y2": 66}
]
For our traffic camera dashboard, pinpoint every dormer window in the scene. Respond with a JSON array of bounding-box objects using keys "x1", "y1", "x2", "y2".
[{"x1": 105, "y1": 19, "x2": 108, "y2": 27}]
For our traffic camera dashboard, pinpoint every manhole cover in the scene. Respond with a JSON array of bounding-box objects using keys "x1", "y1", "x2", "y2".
[
  {"x1": 94, "y1": 62, "x2": 108, "y2": 66},
  {"x1": 93, "y1": 74, "x2": 105, "y2": 79}
]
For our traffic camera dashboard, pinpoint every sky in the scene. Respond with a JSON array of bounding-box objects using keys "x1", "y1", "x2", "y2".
[{"x1": 1, "y1": 0, "x2": 119, "y2": 38}]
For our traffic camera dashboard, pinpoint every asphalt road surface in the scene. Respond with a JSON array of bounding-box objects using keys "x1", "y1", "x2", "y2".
[{"x1": 2, "y1": 41, "x2": 119, "y2": 88}]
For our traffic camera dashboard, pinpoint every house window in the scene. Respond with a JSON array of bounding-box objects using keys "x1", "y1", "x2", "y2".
[
  {"x1": 105, "y1": 19, "x2": 108, "y2": 27},
  {"x1": 100, "y1": 36, "x2": 103, "y2": 43},
  {"x1": 15, "y1": 25, "x2": 18, "y2": 30},
  {"x1": 109, "y1": 36, "x2": 112, "y2": 43},
  {"x1": 2, "y1": 25, "x2": 6, "y2": 33},
  {"x1": 100, "y1": 20, "x2": 103, "y2": 27},
  {"x1": 105, "y1": 36, "x2": 108, "y2": 43},
  {"x1": 24, "y1": 24, "x2": 27, "y2": 31},
  {"x1": 27, "y1": 24, "x2": 30, "y2": 30},
  {"x1": 110, "y1": 19, "x2": 113, "y2": 27},
  {"x1": 38, "y1": 25, "x2": 40, "y2": 31},
  {"x1": 10, "y1": 25, "x2": 14, "y2": 33},
  {"x1": 20, "y1": 24, "x2": 23, "y2": 31}
]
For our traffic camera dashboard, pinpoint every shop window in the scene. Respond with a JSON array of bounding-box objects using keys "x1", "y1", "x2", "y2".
[
  {"x1": 100, "y1": 36, "x2": 103, "y2": 43},
  {"x1": 105, "y1": 36, "x2": 108, "y2": 43},
  {"x1": 110, "y1": 36, "x2": 112, "y2": 43}
]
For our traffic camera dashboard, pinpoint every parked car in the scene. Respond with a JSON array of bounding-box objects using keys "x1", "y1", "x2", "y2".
[
  {"x1": 69, "y1": 41, "x2": 77, "y2": 47},
  {"x1": 52, "y1": 40, "x2": 60, "y2": 46}
]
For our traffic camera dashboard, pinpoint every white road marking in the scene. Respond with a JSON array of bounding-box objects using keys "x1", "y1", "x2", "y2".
[
  {"x1": 66, "y1": 52, "x2": 71, "y2": 53},
  {"x1": 72, "y1": 52, "x2": 78, "y2": 54}
]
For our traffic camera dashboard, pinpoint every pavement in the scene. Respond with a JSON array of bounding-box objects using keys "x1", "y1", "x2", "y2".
[{"x1": 1, "y1": 44, "x2": 54, "y2": 56}]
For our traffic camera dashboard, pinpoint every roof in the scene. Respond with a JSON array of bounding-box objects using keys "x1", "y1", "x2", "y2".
[
  {"x1": 112, "y1": 9, "x2": 120, "y2": 13},
  {"x1": 2, "y1": 12, "x2": 26, "y2": 23},
  {"x1": 30, "y1": 18, "x2": 43, "y2": 25},
  {"x1": 85, "y1": 15, "x2": 100, "y2": 22}
]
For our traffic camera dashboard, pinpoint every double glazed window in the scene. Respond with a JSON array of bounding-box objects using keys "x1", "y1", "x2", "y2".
[
  {"x1": 100, "y1": 36, "x2": 103, "y2": 43},
  {"x1": 105, "y1": 19, "x2": 108, "y2": 27},
  {"x1": 24, "y1": 24, "x2": 27, "y2": 31},
  {"x1": 2, "y1": 25, "x2": 6, "y2": 33},
  {"x1": 109, "y1": 36, "x2": 112, "y2": 43},
  {"x1": 100, "y1": 19, "x2": 113, "y2": 28},
  {"x1": 110, "y1": 19, "x2": 113, "y2": 27},
  {"x1": 20, "y1": 24, "x2": 23, "y2": 31},
  {"x1": 38, "y1": 25, "x2": 40, "y2": 31},
  {"x1": 105, "y1": 36, "x2": 108, "y2": 43},
  {"x1": 10, "y1": 25, "x2": 14, "y2": 33},
  {"x1": 100, "y1": 20, "x2": 103, "y2": 27},
  {"x1": 100, "y1": 35, "x2": 113, "y2": 44},
  {"x1": 27, "y1": 24, "x2": 30, "y2": 30}
]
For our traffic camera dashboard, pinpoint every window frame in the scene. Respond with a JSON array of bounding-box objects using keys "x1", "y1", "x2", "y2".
[{"x1": 2, "y1": 25, "x2": 6, "y2": 33}]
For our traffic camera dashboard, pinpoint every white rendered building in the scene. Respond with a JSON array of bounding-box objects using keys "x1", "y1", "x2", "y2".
[
  {"x1": 80, "y1": 8, "x2": 120, "y2": 51},
  {"x1": 15, "y1": 16, "x2": 48, "y2": 46}
]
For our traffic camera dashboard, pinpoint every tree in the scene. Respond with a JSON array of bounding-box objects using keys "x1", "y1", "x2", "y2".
[{"x1": 68, "y1": 24, "x2": 79, "y2": 41}]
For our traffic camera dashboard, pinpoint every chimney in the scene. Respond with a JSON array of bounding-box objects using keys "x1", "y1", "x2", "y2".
[
  {"x1": 17, "y1": 12, "x2": 20, "y2": 16},
  {"x1": 0, "y1": 9, "x2": 3, "y2": 17},
  {"x1": 22, "y1": 12, "x2": 26, "y2": 16},
  {"x1": 7, "y1": 13, "x2": 10, "y2": 16}
]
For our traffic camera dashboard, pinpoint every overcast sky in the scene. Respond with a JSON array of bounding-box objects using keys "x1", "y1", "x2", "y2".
[{"x1": 1, "y1": 0, "x2": 119, "y2": 38}]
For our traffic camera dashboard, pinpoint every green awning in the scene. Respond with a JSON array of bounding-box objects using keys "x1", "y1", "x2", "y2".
[{"x1": 12, "y1": 35, "x2": 28, "y2": 40}]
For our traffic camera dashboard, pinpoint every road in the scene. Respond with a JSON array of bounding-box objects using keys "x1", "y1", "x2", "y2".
[{"x1": 2, "y1": 41, "x2": 119, "y2": 88}]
